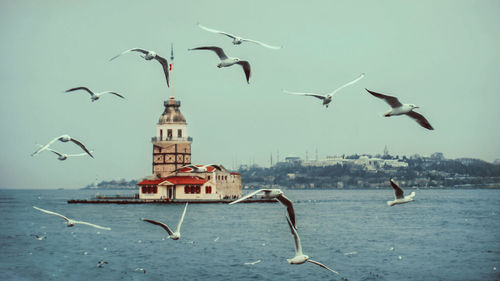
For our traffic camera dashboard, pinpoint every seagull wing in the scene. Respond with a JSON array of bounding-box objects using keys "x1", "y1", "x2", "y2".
[
  {"x1": 65, "y1": 87, "x2": 95, "y2": 97},
  {"x1": 175, "y1": 203, "x2": 188, "y2": 233},
  {"x1": 283, "y1": 90, "x2": 326, "y2": 101},
  {"x1": 307, "y1": 259, "x2": 339, "y2": 274},
  {"x1": 99, "y1": 91, "x2": 126, "y2": 99},
  {"x1": 153, "y1": 55, "x2": 170, "y2": 87},
  {"x1": 66, "y1": 137, "x2": 94, "y2": 158},
  {"x1": 66, "y1": 151, "x2": 94, "y2": 157},
  {"x1": 142, "y1": 218, "x2": 174, "y2": 236},
  {"x1": 73, "y1": 220, "x2": 111, "y2": 230},
  {"x1": 241, "y1": 38, "x2": 282, "y2": 50},
  {"x1": 31, "y1": 136, "x2": 63, "y2": 156},
  {"x1": 406, "y1": 111, "x2": 434, "y2": 130},
  {"x1": 277, "y1": 194, "x2": 296, "y2": 228},
  {"x1": 329, "y1": 73, "x2": 365, "y2": 96},
  {"x1": 390, "y1": 179, "x2": 405, "y2": 199},
  {"x1": 109, "y1": 48, "x2": 148, "y2": 61},
  {"x1": 236, "y1": 60, "x2": 251, "y2": 84},
  {"x1": 229, "y1": 189, "x2": 266, "y2": 204},
  {"x1": 188, "y1": 46, "x2": 227, "y2": 60},
  {"x1": 197, "y1": 23, "x2": 237, "y2": 39},
  {"x1": 365, "y1": 89, "x2": 402, "y2": 108},
  {"x1": 285, "y1": 214, "x2": 302, "y2": 255},
  {"x1": 46, "y1": 148, "x2": 64, "y2": 157},
  {"x1": 33, "y1": 206, "x2": 70, "y2": 222}
]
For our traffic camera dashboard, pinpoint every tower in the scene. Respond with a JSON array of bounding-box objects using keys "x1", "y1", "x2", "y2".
[{"x1": 151, "y1": 97, "x2": 192, "y2": 178}]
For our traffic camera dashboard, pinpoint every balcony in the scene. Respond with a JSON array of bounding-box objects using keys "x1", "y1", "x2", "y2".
[{"x1": 152, "y1": 136, "x2": 193, "y2": 142}]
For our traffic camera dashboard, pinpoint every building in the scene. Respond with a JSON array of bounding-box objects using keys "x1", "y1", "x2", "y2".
[{"x1": 137, "y1": 96, "x2": 242, "y2": 201}]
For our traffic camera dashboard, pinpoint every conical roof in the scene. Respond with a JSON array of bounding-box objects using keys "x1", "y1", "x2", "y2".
[{"x1": 158, "y1": 96, "x2": 186, "y2": 124}]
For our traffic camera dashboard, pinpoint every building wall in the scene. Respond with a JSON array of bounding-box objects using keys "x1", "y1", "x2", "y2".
[
  {"x1": 157, "y1": 123, "x2": 188, "y2": 141},
  {"x1": 139, "y1": 185, "x2": 167, "y2": 200}
]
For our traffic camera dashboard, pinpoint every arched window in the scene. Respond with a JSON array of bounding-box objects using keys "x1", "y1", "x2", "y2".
[{"x1": 184, "y1": 186, "x2": 189, "y2": 194}]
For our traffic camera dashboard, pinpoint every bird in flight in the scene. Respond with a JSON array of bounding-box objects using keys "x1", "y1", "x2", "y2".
[
  {"x1": 65, "y1": 87, "x2": 125, "y2": 102},
  {"x1": 33, "y1": 206, "x2": 111, "y2": 230},
  {"x1": 141, "y1": 203, "x2": 188, "y2": 240},
  {"x1": 31, "y1": 134, "x2": 93, "y2": 158},
  {"x1": 197, "y1": 23, "x2": 282, "y2": 50}
]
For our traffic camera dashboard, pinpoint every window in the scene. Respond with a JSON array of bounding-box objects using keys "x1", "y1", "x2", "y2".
[
  {"x1": 178, "y1": 129, "x2": 182, "y2": 138},
  {"x1": 160, "y1": 129, "x2": 163, "y2": 141},
  {"x1": 208, "y1": 175, "x2": 211, "y2": 180},
  {"x1": 184, "y1": 186, "x2": 189, "y2": 193},
  {"x1": 142, "y1": 185, "x2": 157, "y2": 194},
  {"x1": 184, "y1": 185, "x2": 201, "y2": 194},
  {"x1": 167, "y1": 129, "x2": 172, "y2": 139},
  {"x1": 205, "y1": 186, "x2": 212, "y2": 194},
  {"x1": 196, "y1": 186, "x2": 200, "y2": 193}
]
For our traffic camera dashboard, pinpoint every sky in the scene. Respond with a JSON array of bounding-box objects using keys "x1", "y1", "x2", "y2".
[{"x1": 1, "y1": 0, "x2": 499, "y2": 189}]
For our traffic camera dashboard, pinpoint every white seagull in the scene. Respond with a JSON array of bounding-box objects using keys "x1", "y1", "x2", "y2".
[
  {"x1": 387, "y1": 179, "x2": 416, "y2": 206},
  {"x1": 33, "y1": 206, "x2": 111, "y2": 230},
  {"x1": 65, "y1": 87, "x2": 125, "y2": 102},
  {"x1": 197, "y1": 23, "x2": 282, "y2": 50},
  {"x1": 45, "y1": 147, "x2": 92, "y2": 161},
  {"x1": 31, "y1": 134, "x2": 93, "y2": 158},
  {"x1": 284, "y1": 73, "x2": 365, "y2": 108},
  {"x1": 188, "y1": 46, "x2": 251, "y2": 84},
  {"x1": 365, "y1": 89, "x2": 434, "y2": 130},
  {"x1": 176, "y1": 164, "x2": 223, "y2": 173},
  {"x1": 229, "y1": 189, "x2": 296, "y2": 228},
  {"x1": 110, "y1": 48, "x2": 170, "y2": 87},
  {"x1": 285, "y1": 215, "x2": 338, "y2": 274},
  {"x1": 141, "y1": 203, "x2": 188, "y2": 240}
]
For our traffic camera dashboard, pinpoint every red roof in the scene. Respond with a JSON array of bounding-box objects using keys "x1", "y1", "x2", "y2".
[
  {"x1": 161, "y1": 176, "x2": 208, "y2": 185},
  {"x1": 230, "y1": 172, "x2": 241, "y2": 175},
  {"x1": 137, "y1": 178, "x2": 168, "y2": 186}
]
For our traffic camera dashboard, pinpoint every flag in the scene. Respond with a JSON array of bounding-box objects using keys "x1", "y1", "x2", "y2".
[{"x1": 169, "y1": 64, "x2": 172, "y2": 71}]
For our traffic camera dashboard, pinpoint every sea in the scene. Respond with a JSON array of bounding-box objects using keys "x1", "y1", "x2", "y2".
[{"x1": 0, "y1": 188, "x2": 499, "y2": 281}]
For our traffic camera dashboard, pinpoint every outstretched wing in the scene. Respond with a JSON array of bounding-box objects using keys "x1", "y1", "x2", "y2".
[
  {"x1": 406, "y1": 111, "x2": 434, "y2": 130},
  {"x1": 175, "y1": 203, "x2": 188, "y2": 233},
  {"x1": 100, "y1": 91, "x2": 126, "y2": 99},
  {"x1": 66, "y1": 138, "x2": 94, "y2": 158},
  {"x1": 65, "y1": 87, "x2": 95, "y2": 96},
  {"x1": 285, "y1": 214, "x2": 302, "y2": 255},
  {"x1": 329, "y1": 73, "x2": 365, "y2": 96},
  {"x1": 236, "y1": 61, "x2": 251, "y2": 84},
  {"x1": 153, "y1": 55, "x2": 170, "y2": 87},
  {"x1": 109, "y1": 48, "x2": 148, "y2": 61},
  {"x1": 365, "y1": 89, "x2": 402, "y2": 108},
  {"x1": 74, "y1": 220, "x2": 111, "y2": 230},
  {"x1": 46, "y1": 148, "x2": 63, "y2": 157},
  {"x1": 390, "y1": 179, "x2": 404, "y2": 199},
  {"x1": 31, "y1": 136, "x2": 62, "y2": 156},
  {"x1": 283, "y1": 90, "x2": 326, "y2": 101},
  {"x1": 241, "y1": 38, "x2": 282, "y2": 50},
  {"x1": 142, "y1": 218, "x2": 174, "y2": 236},
  {"x1": 197, "y1": 23, "x2": 237, "y2": 40},
  {"x1": 229, "y1": 189, "x2": 266, "y2": 205},
  {"x1": 277, "y1": 194, "x2": 296, "y2": 228},
  {"x1": 188, "y1": 46, "x2": 227, "y2": 60},
  {"x1": 307, "y1": 259, "x2": 339, "y2": 274},
  {"x1": 33, "y1": 206, "x2": 70, "y2": 222}
]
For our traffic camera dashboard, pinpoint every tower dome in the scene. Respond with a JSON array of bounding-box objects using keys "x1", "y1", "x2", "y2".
[{"x1": 159, "y1": 96, "x2": 186, "y2": 124}]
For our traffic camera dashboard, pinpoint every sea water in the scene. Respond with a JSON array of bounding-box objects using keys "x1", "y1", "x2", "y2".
[{"x1": 0, "y1": 188, "x2": 499, "y2": 281}]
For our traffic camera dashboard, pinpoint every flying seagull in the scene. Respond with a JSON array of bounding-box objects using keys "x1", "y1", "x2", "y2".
[
  {"x1": 176, "y1": 164, "x2": 223, "y2": 173},
  {"x1": 45, "y1": 147, "x2": 92, "y2": 161},
  {"x1": 229, "y1": 189, "x2": 296, "y2": 228},
  {"x1": 197, "y1": 23, "x2": 282, "y2": 50},
  {"x1": 365, "y1": 89, "x2": 434, "y2": 130},
  {"x1": 285, "y1": 214, "x2": 338, "y2": 274},
  {"x1": 110, "y1": 48, "x2": 170, "y2": 87},
  {"x1": 31, "y1": 134, "x2": 93, "y2": 158},
  {"x1": 33, "y1": 206, "x2": 111, "y2": 230},
  {"x1": 188, "y1": 46, "x2": 251, "y2": 83},
  {"x1": 387, "y1": 179, "x2": 415, "y2": 206},
  {"x1": 284, "y1": 73, "x2": 365, "y2": 108},
  {"x1": 65, "y1": 87, "x2": 125, "y2": 102},
  {"x1": 141, "y1": 203, "x2": 188, "y2": 240}
]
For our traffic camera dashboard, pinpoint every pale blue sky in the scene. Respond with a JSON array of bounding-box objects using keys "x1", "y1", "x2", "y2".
[{"x1": 1, "y1": 0, "x2": 499, "y2": 188}]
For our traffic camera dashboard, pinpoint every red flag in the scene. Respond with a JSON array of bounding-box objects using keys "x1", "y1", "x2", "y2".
[{"x1": 169, "y1": 64, "x2": 172, "y2": 71}]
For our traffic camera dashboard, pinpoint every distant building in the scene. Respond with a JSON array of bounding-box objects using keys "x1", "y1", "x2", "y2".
[{"x1": 138, "y1": 96, "x2": 241, "y2": 201}]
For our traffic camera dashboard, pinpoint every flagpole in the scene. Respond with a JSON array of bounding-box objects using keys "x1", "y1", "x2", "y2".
[{"x1": 170, "y1": 43, "x2": 174, "y2": 98}]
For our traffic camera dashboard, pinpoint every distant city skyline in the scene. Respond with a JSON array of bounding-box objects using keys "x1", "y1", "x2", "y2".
[{"x1": 1, "y1": 0, "x2": 499, "y2": 189}]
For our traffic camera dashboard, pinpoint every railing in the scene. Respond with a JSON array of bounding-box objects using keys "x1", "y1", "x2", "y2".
[{"x1": 152, "y1": 136, "x2": 193, "y2": 142}]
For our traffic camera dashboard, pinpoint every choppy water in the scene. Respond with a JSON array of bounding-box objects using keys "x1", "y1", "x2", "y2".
[{"x1": 0, "y1": 188, "x2": 499, "y2": 281}]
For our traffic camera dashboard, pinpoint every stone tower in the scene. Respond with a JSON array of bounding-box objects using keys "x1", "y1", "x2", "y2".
[{"x1": 152, "y1": 96, "x2": 192, "y2": 178}]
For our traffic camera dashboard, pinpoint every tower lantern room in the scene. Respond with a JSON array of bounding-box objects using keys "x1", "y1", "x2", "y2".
[{"x1": 151, "y1": 96, "x2": 192, "y2": 178}]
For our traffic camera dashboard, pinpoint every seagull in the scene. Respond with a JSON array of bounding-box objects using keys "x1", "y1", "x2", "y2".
[
  {"x1": 31, "y1": 134, "x2": 93, "y2": 158},
  {"x1": 365, "y1": 89, "x2": 434, "y2": 130},
  {"x1": 141, "y1": 203, "x2": 188, "y2": 240},
  {"x1": 284, "y1": 73, "x2": 365, "y2": 108},
  {"x1": 110, "y1": 48, "x2": 170, "y2": 87},
  {"x1": 387, "y1": 179, "x2": 416, "y2": 206},
  {"x1": 65, "y1": 87, "x2": 125, "y2": 102},
  {"x1": 31, "y1": 234, "x2": 46, "y2": 240},
  {"x1": 229, "y1": 189, "x2": 296, "y2": 228},
  {"x1": 97, "y1": 261, "x2": 108, "y2": 268},
  {"x1": 44, "y1": 147, "x2": 92, "y2": 161},
  {"x1": 188, "y1": 46, "x2": 251, "y2": 83},
  {"x1": 244, "y1": 259, "x2": 262, "y2": 265},
  {"x1": 33, "y1": 206, "x2": 111, "y2": 230},
  {"x1": 285, "y1": 215, "x2": 338, "y2": 274},
  {"x1": 135, "y1": 268, "x2": 146, "y2": 274},
  {"x1": 176, "y1": 164, "x2": 223, "y2": 173},
  {"x1": 197, "y1": 23, "x2": 282, "y2": 50}
]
